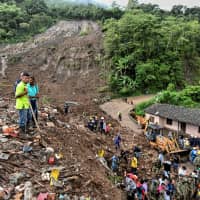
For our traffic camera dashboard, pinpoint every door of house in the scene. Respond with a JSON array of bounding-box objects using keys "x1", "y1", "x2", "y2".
[{"x1": 180, "y1": 122, "x2": 186, "y2": 132}]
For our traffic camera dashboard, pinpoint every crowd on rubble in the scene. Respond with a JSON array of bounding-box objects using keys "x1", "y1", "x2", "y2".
[
  {"x1": 110, "y1": 146, "x2": 200, "y2": 200},
  {"x1": 86, "y1": 114, "x2": 200, "y2": 200}
]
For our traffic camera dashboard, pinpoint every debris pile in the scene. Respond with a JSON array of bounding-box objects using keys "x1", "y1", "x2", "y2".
[{"x1": 0, "y1": 98, "x2": 124, "y2": 200}]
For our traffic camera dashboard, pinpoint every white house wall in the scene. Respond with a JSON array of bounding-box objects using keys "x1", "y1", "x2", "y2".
[
  {"x1": 186, "y1": 124, "x2": 199, "y2": 137},
  {"x1": 145, "y1": 113, "x2": 200, "y2": 136}
]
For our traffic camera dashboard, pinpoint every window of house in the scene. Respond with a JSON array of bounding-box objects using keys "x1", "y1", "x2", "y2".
[
  {"x1": 149, "y1": 116, "x2": 155, "y2": 123},
  {"x1": 180, "y1": 122, "x2": 186, "y2": 132},
  {"x1": 166, "y1": 118, "x2": 172, "y2": 125}
]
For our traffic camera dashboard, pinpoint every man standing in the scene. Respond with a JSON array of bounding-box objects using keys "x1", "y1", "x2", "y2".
[
  {"x1": 130, "y1": 155, "x2": 138, "y2": 174},
  {"x1": 15, "y1": 72, "x2": 30, "y2": 133},
  {"x1": 114, "y1": 133, "x2": 121, "y2": 151}
]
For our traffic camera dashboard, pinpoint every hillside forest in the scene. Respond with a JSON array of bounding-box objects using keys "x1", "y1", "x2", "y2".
[{"x1": 1, "y1": 0, "x2": 200, "y2": 113}]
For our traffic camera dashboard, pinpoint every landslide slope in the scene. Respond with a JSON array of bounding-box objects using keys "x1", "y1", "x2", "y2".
[{"x1": 0, "y1": 20, "x2": 104, "y2": 104}]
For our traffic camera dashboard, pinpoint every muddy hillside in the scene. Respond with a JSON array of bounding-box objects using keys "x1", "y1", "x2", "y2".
[{"x1": 0, "y1": 20, "x2": 104, "y2": 104}]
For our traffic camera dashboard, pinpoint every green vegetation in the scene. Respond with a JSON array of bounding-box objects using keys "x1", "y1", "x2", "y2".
[
  {"x1": 104, "y1": 9, "x2": 200, "y2": 94},
  {"x1": 0, "y1": 0, "x2": 123, "y2": 43},
  {"x1": 135, "y1": 85, "x2": 200, "y2": 116}
]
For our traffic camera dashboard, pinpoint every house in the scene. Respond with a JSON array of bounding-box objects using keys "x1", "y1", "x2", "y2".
[{"x1": 145, "y1": 103, "x2": 200, "y2": 137}]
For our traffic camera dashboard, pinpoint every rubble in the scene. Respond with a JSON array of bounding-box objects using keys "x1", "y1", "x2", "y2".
[
  {"x1": 0, "y1": 98, "x2": 125, "y2": 199},
  {"x1": 0, "y1": 95, "x2": 158, "y2": 200}
]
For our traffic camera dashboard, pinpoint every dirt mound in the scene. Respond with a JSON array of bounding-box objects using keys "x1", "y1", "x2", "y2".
[{"x1": 0, "y1": 20, "x2": 104, "y2": 105}]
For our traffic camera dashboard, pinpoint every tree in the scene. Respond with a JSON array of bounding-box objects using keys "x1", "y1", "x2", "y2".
[{"x1": 127, "y1": 0, "x2": 138, "y2": 9}]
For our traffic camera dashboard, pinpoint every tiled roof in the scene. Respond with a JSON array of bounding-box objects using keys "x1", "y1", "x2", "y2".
[{"x1": 145, "y1": 104, "x2": 200, "y2": 126}]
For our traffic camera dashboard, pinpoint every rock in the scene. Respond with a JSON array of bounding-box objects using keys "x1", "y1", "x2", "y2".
[
  {"x1": 46, "y1": 122, "x2": 55, "y2": 127},
  {"x1": 45, "y1": 147, "x2": 54, "y2": 154},
  {"x1": 9, "y1": 172, "x2": 26, "y2": 185},
  {"x1": 0, "y1": 152, "x2": 10, "y2": 160},
  {"x1": 24, "y1": 181, "x2": 33, "y2": 200}
]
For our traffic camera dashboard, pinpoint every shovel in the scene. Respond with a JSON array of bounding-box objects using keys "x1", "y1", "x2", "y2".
[{"x1": 29, "y1": 101, "x2": 41, "y2": 132}]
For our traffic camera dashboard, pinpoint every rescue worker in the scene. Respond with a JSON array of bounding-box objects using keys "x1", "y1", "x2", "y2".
[
  {"x1": 114, "y1": 133, "x2": 121, "y2": 151},
  {"x1": 190, "y1": 147, "x2": 198, "y2": 163},
  {"x1": 130, "y1": 155, "x2": 138, "y2": 174},
  {"x1": 193, "y1": 151, "x2": 200, "y2": 170},
  {"x1": 125, "y1": 173, "x2": 137, "y2": 200},
  {"x1": 99, "y1": 117, "x2": 104, "y2": 133},
  {"x1": 149, "y1": 177, "x2": 159, "y2": 200},
  {"x1": 111, "y1": 155, "x2": 119, "y2": 172}
]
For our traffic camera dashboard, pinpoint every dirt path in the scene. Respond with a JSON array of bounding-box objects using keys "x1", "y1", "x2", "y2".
[{"x1": 100, "y1": 95, "x2": 154, "y2": 134}]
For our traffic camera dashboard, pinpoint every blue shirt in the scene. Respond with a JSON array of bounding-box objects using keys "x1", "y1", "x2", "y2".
[{"x1": 27, "y1": 83, "x2": 39, "y2": 99}]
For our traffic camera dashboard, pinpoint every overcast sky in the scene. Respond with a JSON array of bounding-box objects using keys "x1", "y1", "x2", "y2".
[{"x1": 99, "y1": 0, "x2": 200, "y2": 10}]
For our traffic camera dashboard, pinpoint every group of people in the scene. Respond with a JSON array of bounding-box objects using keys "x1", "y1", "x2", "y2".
[
  {"x1": 108, "y1": 143, "x2": 200, "y2": 200},
  {"x1": 14, "y1": 72, "x2": 39, "y2": 134},
  {"x1": 146, "y1": 151, "x2": 200, "y2": 200},
  {"x1": 87, "y1": 116, "x2": 113, "y2": 134}
]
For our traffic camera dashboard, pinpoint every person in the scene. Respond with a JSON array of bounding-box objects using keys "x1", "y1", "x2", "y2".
[
  {"x1": 64, "y1": 103, "x2": 69, "y2": 114},
  {"x1": 164, "y1": 190, "x2": 171, "y2": 200},
  {"x1": 114, "y1": 133, "x2": 121, "y2": 151},
  {"x1": 133, "y1": 146, "x2": 141, "y2": 159},
  {"x1": 105, "y1": 123, "x2": 111, "y2": 134},
  {"x1": 168, "y1": 131, "x2": 173, "y2": 140},
  {"x1": 166, "y1": 179, "x2": 175, "y2": 199},
  {"x1": 178, "y1": 135, "x2": 184, "y2": 149},
  {"x1": 158, "y1": 151, "x2": 164, "y2": 165},
  {"x1": 125, "y1": 173, "x2": 137, "y2": 200},
  {"x1": 130, "y1": 156, "x2": 138, "y2": 174},
  {"x1": 118, "y1": 111, "x2": 122, "y2": 121},
  {"x1": 141, "y1": 179, "x2": 148, "y2": 200},
  {"x1": 157, "y1": 183, "x2": 166, "y2": 197},
  {"x1": 120, "y1": 149, "x2": 129, "y2": 164},
  {"x1": 163, "y1": 159, "x2": 172, "y2": 178},
  {"x1": 15, "y1": 72, "x2": 30, "y2": 133},
  {"x1": 136, "y1": 180, "x2": 145, "y2": 200},
  {"x1": 111, "y1": 155, "x2": 119, "y2": 172},
  {"x1": 178, "y1": 166, "x2": 187, "y2": 177},
  {"x1": 94, "y1": 116, "x2": 98, "y2": 131},
  {"x1": 99, "y1": 117, "x2": 104, "y2": 133},
  {"x1": 27, "y1": 76, "x2": 39, "y2": 127},
  {"x1": 149, "y1": 177, "x2": 159, "y2": 200},
  {"x1": 190, "y1": 147, "x2": 198, "y2": 163},
  {"x1": 172, "y1": 155, "x2": 179, "y2": 173},
  {"x1": 13, "y1": 72, "x2": 24, "y2": 94},
  {"x1": 88, "y1": 117, "x2": 95, "y2": 131}
]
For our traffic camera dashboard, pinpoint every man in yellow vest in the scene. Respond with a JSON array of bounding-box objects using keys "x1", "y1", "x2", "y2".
[
  {"x1": 131, "y1": 156, "x2": 138, "y2": 174},
  {"x1": 15, "y1": 72, "x2": 30, "y2": 134}
]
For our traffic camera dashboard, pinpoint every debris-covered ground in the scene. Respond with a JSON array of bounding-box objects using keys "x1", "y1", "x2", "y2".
[{"x1": 0, "y1": 95, "x2": 158, "y2": 200}]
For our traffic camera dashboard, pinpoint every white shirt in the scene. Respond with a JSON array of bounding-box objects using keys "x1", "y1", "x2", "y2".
[{"x1": 178, "y1": 168, "x2": 187, "y2": 176}]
